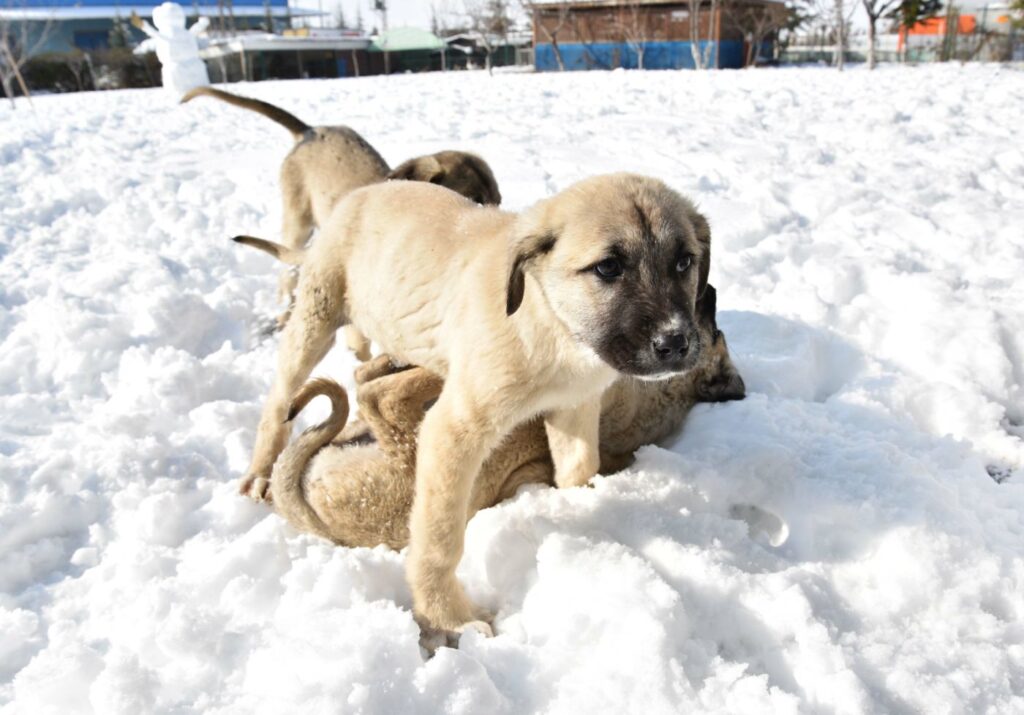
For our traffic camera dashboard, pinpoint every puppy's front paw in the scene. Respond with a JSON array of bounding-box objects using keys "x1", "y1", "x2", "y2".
[
  {"x1": 239, "y1": 474, "x2": 272, "y2": 503},
  {"x1": 554, "y1": 464, "x2": 599, "y2": 489},
  {"x1": 417, "y1": 619, "x2": 494, "y2": 655},
  {"x1": 459, "y1": 619, "x2": 494, "y2": 638}
]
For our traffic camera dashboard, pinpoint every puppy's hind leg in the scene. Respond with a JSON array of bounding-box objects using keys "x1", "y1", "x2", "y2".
[
  {"x1": 276, "y1": 168, "x2": 314, "y2": 324},
  {"x1": 357, "y1": 367, "x2": 444, "y2": 460},
  {"x1": 344, "y1": 324, "x2": 372, "y2": 362},
  {"x1": 243, "y1": 264, "x2": 346, "y2": 499},
  {"x1": 329, "y1": 356, "x2": 410, "y2": 446}
]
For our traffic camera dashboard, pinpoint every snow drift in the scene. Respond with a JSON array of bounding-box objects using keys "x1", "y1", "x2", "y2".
[{"x1": 1, "y1": 64, "x2": 1022, "y2": 713}]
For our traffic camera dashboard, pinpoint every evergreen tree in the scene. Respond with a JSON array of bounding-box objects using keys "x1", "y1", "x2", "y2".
[
  {"x1": 887, "y1": 0, "x2": 941, "y2": 34},
  {"x1": 1010, "y1": 0, "x2": 1023, "y2": 29},
  {"x1": 886, "y1": 0, "x2": 941, "y2": 60}
]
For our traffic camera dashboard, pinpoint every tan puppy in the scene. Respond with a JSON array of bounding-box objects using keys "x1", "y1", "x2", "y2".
[
  {"x1": 181, "y1": 86, "x2": 502, "y2": 337},
  {"x1": 243, "y1": 174, "x2": 713, "y2": 637},
  {"x1": 271, "y1": 285, "x2": 743, "y2": 555}
]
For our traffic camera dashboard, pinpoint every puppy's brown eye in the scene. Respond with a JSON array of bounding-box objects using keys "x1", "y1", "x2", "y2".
[
  {"x1": 594, "y1": 258, "x2": 623, "y2": 280},
  {"x1": 676, "y1": 256, "x2": 693, "y2": 273}
]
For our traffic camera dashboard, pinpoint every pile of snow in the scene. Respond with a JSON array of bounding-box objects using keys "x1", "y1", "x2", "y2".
[{"x1": 1, "y1": 64, "x2": 1022, "y2": 713}]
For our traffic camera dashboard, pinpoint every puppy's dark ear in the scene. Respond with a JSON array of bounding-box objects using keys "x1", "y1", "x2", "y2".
[
  {"x1": 506, "y1": 232, "x2": 557, "y2": 316},
  {"x1": 469, "y1": 155, "x2": 502, "y2": 205},
  {"x1": 696, "y1": 283, "x2": 717, "y2": 331},
  {"x1": 692, "y1": 212, "x2": 712, "y2": 299},
  {"x1": 387, "y1": 155, "x2": 445, "y2": 184},
  {"x1": 506, "y1": 253, "x2": 527, "y2": 316}
]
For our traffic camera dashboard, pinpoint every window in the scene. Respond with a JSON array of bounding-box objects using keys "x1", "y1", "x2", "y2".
[{"x1": 74, "y1": 30, "x2": 109, "y2": 50}]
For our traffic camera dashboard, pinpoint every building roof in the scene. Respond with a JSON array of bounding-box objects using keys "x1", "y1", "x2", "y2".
[
  {"x1": 1, "y1": 4, "x2": 318, "y2": 20},
  {"x1": 196, "y1": 31, "x2": 371, "y2": 58},
  {"x1": 369, "y1": 26, "x2": 445, "y2": 52},
  {"x1": 443, "y1": 30, "x2": 533, "y2": 48}
]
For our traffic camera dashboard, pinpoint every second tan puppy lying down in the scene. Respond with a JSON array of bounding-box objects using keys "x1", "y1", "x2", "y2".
[
  {"x1": 272, "y1": 285, "x2": 744, "y2": 552},
  {"x1": 243, "y1": 174, "x2": 713, "y2": 636},
  {"x1": 181, "y1": 86, "x2": 501, "y2": 336}
]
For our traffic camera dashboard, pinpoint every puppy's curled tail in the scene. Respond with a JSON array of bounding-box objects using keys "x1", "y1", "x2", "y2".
[
  {"x1": 271, "y1": 378, "x2": 350, "y2": 543},
  {"x1": 181, "y1": 86, "x2": 310, "y2": 140},
  {"x1": 232, "y1": 235, "x2": 305, "y2": 266}
]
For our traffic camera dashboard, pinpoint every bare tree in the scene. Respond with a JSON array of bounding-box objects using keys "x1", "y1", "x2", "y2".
[
  {"x1": 702, "y1": 0, "x2": 721, "y2": 66},
  {"x1": 63, "y1": 49, "x2": 94, "y2": 91},
  {"x1": 860, "y1": 0, "x2": 898, "y2": 68},
  {"x1": 806, "y1": 0, "x2": 854, "y2": 69},
  {"x1": 431, "y1": 0, "x2": 460, "y2": 35},
  {"x1": 726, "y1": 0, "x2": 791, "y2": 66},
  {"x1": 614, "y1": 0, "x2": 654, "y2": 69},
  {"x1": 521, "y1": 0, "x2": 570, "y2": 71},
  {"x1": 832, "y1": 0, "x2": 844, "y2": 68},
  {"x1": 687, "y1": 0, "x2": 706, "y2": 68},
  {"x1": 0, "y1": 2, "x2": 54, "y2": 106},
  {"x1": 685, "y1": 0, "x2": 721, "y2": 69},
  {"x1": 833, "y1": 0, "x2": 857, "y2": 68},
  {"x1": 463, "y1": 0, "x2": 510, "y2": 74},
  {"x1": 374, "y1": 0, "x2": 389, "y2": 74}
]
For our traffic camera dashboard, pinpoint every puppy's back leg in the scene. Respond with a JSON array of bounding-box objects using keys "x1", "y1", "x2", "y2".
[
  {"x1": 243, "y1": 264, "x2": 346, "y2": 498},
  {"x1": 344, "y1": 324, "x2": 372, "y2": 362},
  {"x1": 358, "y1": 367, "x2": 444, "y2": 460},
  {"x1": 277, "y1": 163, "x2": 314, "y2": 317}
]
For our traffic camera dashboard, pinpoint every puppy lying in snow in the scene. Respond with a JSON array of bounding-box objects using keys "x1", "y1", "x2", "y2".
[
  {"x1": 269, "y1": 285, "x2": 744, "y2": 554},
  {"x1": 182, "y1": 86, "x2": 502, "y2": 339}
]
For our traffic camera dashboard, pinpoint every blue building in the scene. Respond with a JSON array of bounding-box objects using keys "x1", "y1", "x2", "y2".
[
  {"x1": 529, "y1": 0, "x2": 787, "y2": 71},
  {"x1": 1, "y1": 0, "x2": 316, "y2": 56}
]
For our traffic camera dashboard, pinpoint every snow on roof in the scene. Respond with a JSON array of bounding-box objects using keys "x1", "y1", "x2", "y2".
[
  {"x1": 195, "y1": 31, "x2": 371, "y2": 57},
  {"x1": 369, "y1": 26, "x2": 445, "y2": 52}
]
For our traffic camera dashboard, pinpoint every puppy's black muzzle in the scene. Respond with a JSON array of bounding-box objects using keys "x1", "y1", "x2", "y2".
[{"x1": 652, "y1": 332, "x2": 689, "y2": 360}]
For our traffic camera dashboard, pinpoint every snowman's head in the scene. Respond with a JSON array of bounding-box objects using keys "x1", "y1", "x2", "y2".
[{"x1": 152, "y1": 2, "x2": 186, "y2": 31}]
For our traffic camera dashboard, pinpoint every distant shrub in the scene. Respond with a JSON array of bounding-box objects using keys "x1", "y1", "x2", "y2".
[{"x1": 21, "y1": 48, "x2": 160, "y2": 94}]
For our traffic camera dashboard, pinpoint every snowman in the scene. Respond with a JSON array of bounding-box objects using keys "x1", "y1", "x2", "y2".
[{"x1": 131, "y1": 3, "x2": 210, "y2": 97}]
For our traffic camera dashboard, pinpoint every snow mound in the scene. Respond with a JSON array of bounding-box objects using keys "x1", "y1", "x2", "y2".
[{"x1": 1, "y1": 65, "x2": 1022, "y2": 713}]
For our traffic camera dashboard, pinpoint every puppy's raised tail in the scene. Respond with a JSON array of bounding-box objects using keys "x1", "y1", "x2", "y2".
[
  {"x1": 271, "y1": 378, "x2": 350, "y2": 543},
  {"x1": 181, "y1": 86, "x2": 310, "y2": 140},
  {"x1": 232, "y1": 235, "x2": 305, "y2": 266}
]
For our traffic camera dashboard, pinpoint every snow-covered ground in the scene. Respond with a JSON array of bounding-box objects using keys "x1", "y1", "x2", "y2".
[{"x1": 1, "y1": 64, "x2": 1022, "y2": 714}]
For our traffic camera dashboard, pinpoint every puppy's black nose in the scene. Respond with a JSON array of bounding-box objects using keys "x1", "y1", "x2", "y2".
[{"x1": 652, "y1": 333, "x2": 688, "y2": 359}]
